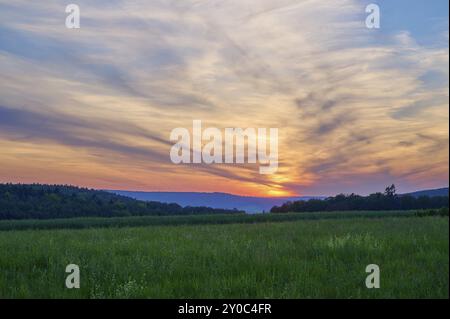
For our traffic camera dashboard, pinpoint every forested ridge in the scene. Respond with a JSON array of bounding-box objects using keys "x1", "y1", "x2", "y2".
[
  {"x1": 0, "y1": 184, "x2": 243, "y2": 220},
  {"x1": 271, "y1": 185, "x2": 449, "y2": 213}
]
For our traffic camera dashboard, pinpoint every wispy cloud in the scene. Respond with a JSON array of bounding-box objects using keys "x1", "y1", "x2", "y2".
[{"x1": 0, "y1": 0, "x2": 448, "y2": 195}]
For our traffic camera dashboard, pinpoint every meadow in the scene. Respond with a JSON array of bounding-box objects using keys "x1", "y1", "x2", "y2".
[
  {"x1": 0, "y1": 210, "x2": 427, "y2": 231},
  {"x1": 0, "y1": 212, "x2": 448, "y2": 298}
]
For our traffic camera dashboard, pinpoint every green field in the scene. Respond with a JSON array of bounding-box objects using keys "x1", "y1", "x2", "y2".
[
  {"x1": 0, "y1": 212, "x2": 448, "y2": 298},
  {"x1": 0, "y1": 210, "x2": 429, "y2": 231}
]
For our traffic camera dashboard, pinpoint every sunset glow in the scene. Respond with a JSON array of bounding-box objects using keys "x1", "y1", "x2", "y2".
[{"x1": 0, "y1": 0, "x2": 448, "y2": 196}]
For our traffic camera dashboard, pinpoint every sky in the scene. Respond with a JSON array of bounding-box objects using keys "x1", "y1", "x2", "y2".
[{"x1": 0, "y1": 0, "x2": 448, "y2": 197}]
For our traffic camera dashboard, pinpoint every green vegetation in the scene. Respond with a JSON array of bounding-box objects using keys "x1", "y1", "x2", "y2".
[
  {"x1": 0, "y1": 184, "x2": 242, "y2": 220},
  {"x1": 0, "y1": 213, "x2": 448, "y2": 298},
  {"x1": 272, "y1": 185, "x2": 449, "y2": 213},
  {"x1": 0, "y1": 209, "x2": 442, "y2": 231}
]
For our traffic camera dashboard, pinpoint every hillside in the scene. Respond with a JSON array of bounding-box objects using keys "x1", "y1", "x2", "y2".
[
  {"x1": 108, "y1": 188, "x2": 449, "y2": 213},
  {"x1": 0, "y1": 184, "x2": 243, "y2": 220},
  {"x1": 108, "y1": 191, "x2": 323, "y2": 213},
  {"x1": 271, "y1": 189, "x2": 449, "y2": 213},
  {"x1": 403, "y1": 187, "x2": 449, "y2": 198}
]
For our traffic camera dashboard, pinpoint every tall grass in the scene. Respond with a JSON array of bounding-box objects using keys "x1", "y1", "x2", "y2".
[
  {"x1": 0, "y1": 216, "x2": 448, "y2": 298},
  {"x1": 0, "y1": 210, "x2": 429, "y2": 231}
]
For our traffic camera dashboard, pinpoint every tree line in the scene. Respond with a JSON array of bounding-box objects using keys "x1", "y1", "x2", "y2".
[
  {"x1": 0, "y1": 184, "x2": 243, "y2": 220},
  {"x1": 271, "y1": 185, "x2": 449, "y2": 213}
]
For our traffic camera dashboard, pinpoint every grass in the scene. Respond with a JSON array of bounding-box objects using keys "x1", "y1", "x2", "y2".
[
  {"x1": 0, "y1": 210, "x2": 425, "y2": 231},
  {"x1": 0, "y1": 214, "x2": 448, "y2": 298}
]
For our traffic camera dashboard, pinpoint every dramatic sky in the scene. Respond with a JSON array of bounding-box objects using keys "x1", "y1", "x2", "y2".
[{"x1": 0, "y1": 0, "x2": 448, "y2": 196}]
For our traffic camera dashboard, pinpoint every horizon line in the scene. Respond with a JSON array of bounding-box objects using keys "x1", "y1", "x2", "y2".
[{"x1": 1, "y1": 182, "x2": 448, "y2": 199}]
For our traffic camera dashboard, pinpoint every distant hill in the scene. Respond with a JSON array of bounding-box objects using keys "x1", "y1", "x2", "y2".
[
  {"x1": 271, "y1": 188, "x2": 449, "y2": 213},
  {"x1": 0, "y1": 184, "x2": 243, "y2": 220},
  {"x1": 108, "y1": 191, "x2": 324, "y2": 213},
  {"x1": 403, "y1": 187, "x2": 449, "y2": 198}
]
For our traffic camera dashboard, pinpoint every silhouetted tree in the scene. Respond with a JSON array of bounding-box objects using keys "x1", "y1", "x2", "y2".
[{"x1": 384, "y1": 184, "x2": 397, "y2": 197}]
